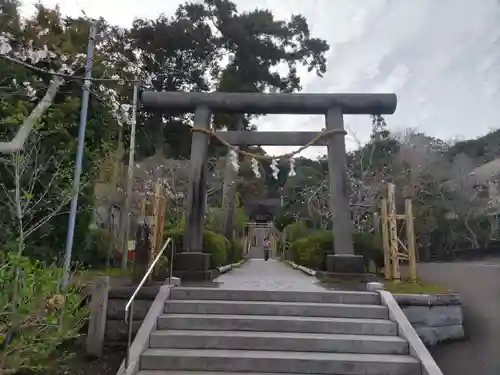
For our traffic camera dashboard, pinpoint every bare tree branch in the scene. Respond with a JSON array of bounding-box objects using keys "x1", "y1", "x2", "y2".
[{"x1": 0, "y1": 77, "x2": 64, "y2": 154}]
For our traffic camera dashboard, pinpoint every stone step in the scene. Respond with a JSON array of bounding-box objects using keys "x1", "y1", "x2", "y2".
[
  {"x1": 149, "y1": 329, "x2": 409, "y2": 354},
  {"x1": 140, "y1": 348, "x2": 421, "y2": 375},
  {"x1": 136, "y1": 372, "x2": 407, "y2": 375},
  {"x1": 135, "y1": 372, "x2": 361, "y2": 375},
  {"x1": 170, "y1": 287, "x2": 380, "y2": 305},
  {"x1": 164, "y1": 300, "x2": 388, "y2": 319},
  {"x1": 157, "y1": 314, "x2": 398, "y2": 336}
]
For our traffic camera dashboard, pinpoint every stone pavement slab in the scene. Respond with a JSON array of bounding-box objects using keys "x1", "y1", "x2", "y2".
[{"x1": 215, "y1": 259, "x2": 324, "y2": 291}]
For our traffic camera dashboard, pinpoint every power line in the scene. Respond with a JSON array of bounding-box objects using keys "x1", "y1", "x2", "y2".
[{"x1": 0, "y1": 54, "x2": 141, "y2": 83}]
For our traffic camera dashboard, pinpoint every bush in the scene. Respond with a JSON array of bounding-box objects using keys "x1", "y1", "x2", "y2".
[
  {"x1": 284, "y1": 221, "x2": 310, "y2": 242},
  {"x1": 289, "y1": 230, "x2": 383, "y2": 271},
  {"x1": 0, "y1": 252, "x2": 89, "y2": 373},
  {"x1": 230, "y1": 239, "x2": 244, "y2": 263},
  {"x1": 273, "y1": 212, "x2": 295, "y2": 232},
  {"x1": 79, "y1": 228, "x2": 114, "y2": 267},
  {"x1": 164, "y1": 229, "x2": 230, "y2": 268}
]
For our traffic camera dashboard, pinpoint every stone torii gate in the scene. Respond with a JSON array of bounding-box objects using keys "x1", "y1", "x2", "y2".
[{"x1": 140, "y1": 91, "x2": 397, "y2": 280}]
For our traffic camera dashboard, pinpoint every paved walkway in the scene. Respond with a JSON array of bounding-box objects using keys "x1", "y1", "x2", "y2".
[
  {"x1": 247, "y1": 246, "x2": 265, "y2": 259},
  {"x1": 413, "y1": 261, "x2": 500, "y2": 375},
  {"x1": 215, "y1": 259, "x2": 324, "y2": 291}
]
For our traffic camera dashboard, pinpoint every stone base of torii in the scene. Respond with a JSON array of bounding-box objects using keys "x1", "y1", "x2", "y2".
[{"x1": 140, "y1": 91, "x2": 397, "y2": 281}]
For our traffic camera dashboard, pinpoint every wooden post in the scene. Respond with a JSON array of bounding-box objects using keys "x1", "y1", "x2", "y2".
[
  {"x1": 158, "y1": 195, "x2": 166, "y2": 245},
  {"x1": 243, "y1": 236, "x2": 248, "y2": 257},
  {"x1": 274, "y1": 234, "x2": 277, "y2": 258},
  {"x1": 249, "y1": 225, "x2": 254, "y2": 247},
  {"x1": 405, "y1": 199, "x2": 418, "y2": 282},
  {"x1": 132, "y1": 200, "x2": 152, "y2": 284},
  {"x1": 283, "y1": 227, "x2": 288, "y2": 261},
  {"x1": 380, "y1": 199, "x2": 392, "y2": 280},
  {"x1": 373, "y1": 212, "x2": 381, "y2": 248},
  {"x1": 151, "y1": 180, "x2": 166, "y2": 278},
  {"x1": 86, "y1": 276, "x2": 110, "y2": 358},
  {"x1": 387, "y1": 183, "x2": 400, "y2": 282},
  {"x1": 151, "y1": 181, "x2": 162, "y2": 258}
]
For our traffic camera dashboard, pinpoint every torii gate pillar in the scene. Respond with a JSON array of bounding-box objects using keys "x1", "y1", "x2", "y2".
[{"x1": 140, "y1": 91, "x2": 397, "y2": 280}]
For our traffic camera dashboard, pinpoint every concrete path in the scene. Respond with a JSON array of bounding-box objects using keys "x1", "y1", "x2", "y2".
[
  {"x1": 215, "y1": 258, "x2": 324, "y2": 291},
  {"x1": 415, "y1": 260, "x2": 500, "y2": 375},
  {"x1": 247, "y1": 246, "x2": 265, "y2": 259}
]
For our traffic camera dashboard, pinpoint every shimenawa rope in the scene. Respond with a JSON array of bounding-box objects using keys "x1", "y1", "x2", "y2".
[{"x1": 190, "y1": 127, "x2": 346, "y2": 160}]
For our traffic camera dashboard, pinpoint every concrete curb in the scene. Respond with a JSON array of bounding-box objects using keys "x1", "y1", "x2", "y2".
[
  {"x1": 393, "y1": 293, "x2": 462, "y2": 306},
  {"x1": 116, "y1": 285, "x2": 173, "y2": 375},
  {"x1": 286, "y1": 260, "x2": 317, "y2": 277},
  {"x1": 217, "y1": 258, "x2": 247, "y2": 275},
  {"x1": 379, "y1": 290, "x2": 444, "y2": 375}
]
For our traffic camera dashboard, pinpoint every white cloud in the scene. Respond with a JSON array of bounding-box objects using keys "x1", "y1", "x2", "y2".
[{"x1": 19, "y1": 0, "x2": 500, "y2": 158}]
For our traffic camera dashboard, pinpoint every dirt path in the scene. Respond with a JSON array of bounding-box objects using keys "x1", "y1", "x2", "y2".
[{"x1": 29, "y1": 341, "x2": 124, "y2": 375}]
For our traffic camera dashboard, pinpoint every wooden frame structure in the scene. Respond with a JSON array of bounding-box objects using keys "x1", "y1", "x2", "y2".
[{"x1": 378, "y1": 182, "x2": 418, "y2": 282}]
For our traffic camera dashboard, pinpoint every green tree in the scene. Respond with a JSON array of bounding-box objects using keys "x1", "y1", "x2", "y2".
[
  {"x1": 128, "y1": 0, "x2": 329, "y2": 159},
  {"x1": 0, "y1": 3, "x2": 127, "y2": 261}
]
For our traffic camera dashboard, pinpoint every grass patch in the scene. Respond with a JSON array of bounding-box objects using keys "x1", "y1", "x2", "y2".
[
  {"x1": 318, "y1": 276, "x2": 452, "y2": 294},
  {"x1": 383, "y1": 280, "x2": 452, "y2": 294},
  {"x1": 318, "y1": 275, "x2": 377, "y2": 285}
]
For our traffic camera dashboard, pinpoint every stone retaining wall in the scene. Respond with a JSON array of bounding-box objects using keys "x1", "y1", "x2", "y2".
[
  {"x1": 103, "y1": 286, "x2": 464, "y2": 347},
  {"x1": 103, "y1": 263, "x2": 241, "y2": 343},
  {"x1": 394, "y1": 293, "x2": 464, "y2": 346},
  {"x1": 105, "y1": 286, "x2": 158, "y2": 343}
]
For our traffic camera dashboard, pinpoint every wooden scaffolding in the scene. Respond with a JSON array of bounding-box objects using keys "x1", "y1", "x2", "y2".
[{"x1": 375, "y1": 182, "x2": 418, "y2": 282}]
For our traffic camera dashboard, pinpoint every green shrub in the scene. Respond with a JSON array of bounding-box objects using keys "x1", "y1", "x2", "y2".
[
  {"x1": 164, "y1": 229, "x2": 230, "y2": 268},
  {"x1": 284, "y1": 221, "x2": 310, "y2": 242},
  {"x1": 279, "y1": 221, "x2": 310, "y2": 260},
  {"x1": 0, "y1": 252, "x2": 89, "y2": 373},
  {"x1": 79, "y1": 228, "x2": 114, "y2": 267},
  {"x1": 289, "y1": 230, "x2": 383, "y2": 271},
  {"x1": 204, "y1": 208, "x2": 225, "y2": 232},
  {"x1": 234, "y1": 193, "x2": 249, "y2": 233},
  {"x1": 273, "y1": 212, "x2": 295, "y2": 232},
  {"x1": 290, "y1": 231, "x2": 329, "y2": 269},
  {"x1": 230, "y1": 239, "x2": 244, "y2": 263}
]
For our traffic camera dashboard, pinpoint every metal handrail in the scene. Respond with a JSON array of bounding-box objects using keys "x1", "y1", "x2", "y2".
[{"x1": 124, "y1": 237, "x2": 174, "y2": 370}]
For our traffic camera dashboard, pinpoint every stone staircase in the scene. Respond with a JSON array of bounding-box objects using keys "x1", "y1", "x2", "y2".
[{"x1": 136, "y1": 287, "x2": 422, "y2": 375}]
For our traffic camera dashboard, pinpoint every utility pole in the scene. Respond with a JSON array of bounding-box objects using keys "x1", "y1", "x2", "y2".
[
  {"x1": 62, "y1": 20, "x2": 98, "y2": 287},
  {"x1": 120, "y1": 81, "x2": 139, "y2": 269}
]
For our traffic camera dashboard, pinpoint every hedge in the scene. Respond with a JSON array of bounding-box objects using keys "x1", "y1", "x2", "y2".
[
  {"x1": 230, "y1": 239, "x2": 244, "y2": 263},
  {"x1": 283, "y1": 221, "x2": 310, "y2": 243},
  {"x1": 164, "y1": 228, "x2": 230, "y2": 268},
  {"x1": 81, "y1": 228, "x2": 114, "y2": 267},
  {"x1": 289, "y1": 230, "x2": 384, "y2": 271}
]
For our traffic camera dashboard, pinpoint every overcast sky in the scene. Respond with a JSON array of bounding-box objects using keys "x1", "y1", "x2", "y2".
[{"x1": 20, "y1": 0, "x2": 500, "y2": 158}]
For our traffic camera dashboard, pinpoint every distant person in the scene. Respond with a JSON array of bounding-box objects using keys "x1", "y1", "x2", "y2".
[{"x1": 263, "y1": 237, "x2": 270, "y2": 261}]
